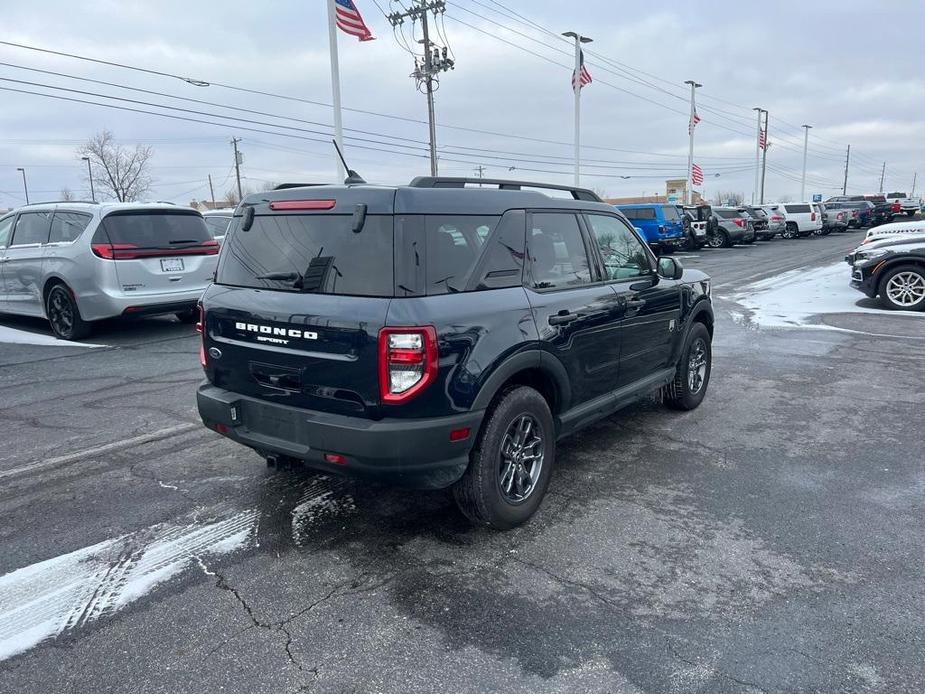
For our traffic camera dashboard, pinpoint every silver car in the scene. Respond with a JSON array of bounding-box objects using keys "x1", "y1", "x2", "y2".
[
  {"x1": 0, "y1": 202, "x2": 218, "y2": 340},
  {"x1": 202, "y1": 208, "x2": 235, "y2": 245}
]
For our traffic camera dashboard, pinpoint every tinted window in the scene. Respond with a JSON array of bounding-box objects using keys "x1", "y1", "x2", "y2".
[
  {"x1": 587, "y1": 214, "x2": 652, "y2": 281},
  {"x1": 100, "y1": 211, "x2": 211, "y2": 249},
  {"x1": 528, "y1": 213, "x2": 591, "y2": 290},
  {"x1": 11, "y1": 211, "x2": 52, "y2": 245},
  {"x1": 660, "y1": 206, "x2": 681, "y2": 221},
  {"x1": 715, "y1": 209, "x2": 742, "y2": 219},
  {"x1": 49, "y1": 212, "x2": 92, "y2": 243},
  {"x1": 620, "y1": 207, "x2": 657, "y2": 220},
  {"x1": 887, "y1": 192, "x2": 907, "y2": 198},
  {"x1": 204, "y1": 216, "x2": 232, "y2": 238},
  {"x1": 784, "y1": 204, "x2": 811, "y2": 213},
  {"x1": 0, "y1": 215, "x2": 12, "y2": 247},
  {"x1": 471, "y1": 212, "x2": 526, "y2": 291},
  {"x1": 425, "y1": 216, "x2": 494, "y2": 295},
  {"x1": 217, "y1": 214, "x2": 393, "y2": 296}
]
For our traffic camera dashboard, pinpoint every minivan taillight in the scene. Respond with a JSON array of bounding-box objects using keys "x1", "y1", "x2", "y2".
[
  {"x1": 91, "y1": 240, "x2": 219, "y2": 259},
  {"x1": 197, "y1": 304, "x2": 206, "y2": 368},
  {"x1": 378, "y1": 327, "x2": 437, "y2": 403}
]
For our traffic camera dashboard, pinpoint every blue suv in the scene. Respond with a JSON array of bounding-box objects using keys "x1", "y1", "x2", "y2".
[
  {"x1": 197, "y1": 177, "x2": 714, "y2": 529},
  {"x1": 615, "y1": 203, "x2": 686, "y2": 254}
]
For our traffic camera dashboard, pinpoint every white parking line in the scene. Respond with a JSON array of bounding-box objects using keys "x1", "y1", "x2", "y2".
[{"x1": 0, "y1": 423, "x2": 200, "y2": 480}]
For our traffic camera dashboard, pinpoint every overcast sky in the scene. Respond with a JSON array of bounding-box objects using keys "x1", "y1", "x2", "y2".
[{"x1": 1, "y1": 0, "x2": 922, "y2": 208}]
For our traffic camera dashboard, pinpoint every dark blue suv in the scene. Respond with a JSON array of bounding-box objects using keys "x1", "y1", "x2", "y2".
[
  {"x1": 197, "y1": 177, "x2": 714, "y2": 529},
  {"x1": 614, "y1": 203, "x2": 686, "y2": 254}
]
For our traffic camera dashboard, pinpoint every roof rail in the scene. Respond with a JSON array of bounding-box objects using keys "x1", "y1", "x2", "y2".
[
  {"x1": 273, "y1": 183, "x2": 327, "y2": 190},
  {"x1": 19, "y1": 199, "x2": 100, "y2": 207},
  {"x1": 408, "y1": 176, "x2": 603, "y2": 202}
]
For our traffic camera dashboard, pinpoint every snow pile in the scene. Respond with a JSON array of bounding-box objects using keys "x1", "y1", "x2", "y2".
[{"x1": 732, "y1": 262, "x2": 924, "y2": 329}]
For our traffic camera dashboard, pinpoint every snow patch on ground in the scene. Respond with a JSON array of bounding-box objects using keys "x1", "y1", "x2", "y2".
[
  {"x1": 0, "y1": 324, "x2": 105, "y2": 347},
  {"x1": 0, "y1": 508, "x2": 258, "y2": 661},
  {"x1": 731, "y1": 262, "x2": 925, "y2": 330}
]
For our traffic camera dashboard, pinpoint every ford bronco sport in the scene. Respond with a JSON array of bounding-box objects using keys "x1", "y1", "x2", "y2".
[{"x1": 197, "y1": 177, "x2": 714, "y2": 529}]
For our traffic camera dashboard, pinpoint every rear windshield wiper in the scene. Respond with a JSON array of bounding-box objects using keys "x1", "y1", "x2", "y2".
[
  {"x1": 254, "y1": 271, "x2": 303, "y2": 282},
  {"x1": 169, "y1": 239, "x2": 201, "y2": 244}
]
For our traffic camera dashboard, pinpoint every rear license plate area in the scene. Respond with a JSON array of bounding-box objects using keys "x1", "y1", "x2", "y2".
[
  {"x1": 242, "y1": 399, "x2": 301, "y2": 442},
  {"x1": 160, "y1": 257, "x2": 185, "y2": 272}
]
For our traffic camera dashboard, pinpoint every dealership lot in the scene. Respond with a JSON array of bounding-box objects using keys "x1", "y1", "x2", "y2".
[{"x1": 0, "y1": 234, "x2": 923, "y2": 692}]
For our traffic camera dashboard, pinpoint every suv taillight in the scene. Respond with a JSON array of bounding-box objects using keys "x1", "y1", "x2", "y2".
[
  {"x1": 378, "y1": 327, "x2": 437, "y2": 403},
  {"x1": 197, "y1": 304, "x2": 206, "y2": 368},
  {"x1": 811, "y1": 212, "x2": 817, "y2": 221},
  {"x1": 733, "y1": 218, "x2": 745, "y2": 228}
]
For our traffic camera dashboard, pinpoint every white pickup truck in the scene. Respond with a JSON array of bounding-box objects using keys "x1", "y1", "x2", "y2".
[{"x1": 884, "y1": 191, "x2": 921, "y2": 217}]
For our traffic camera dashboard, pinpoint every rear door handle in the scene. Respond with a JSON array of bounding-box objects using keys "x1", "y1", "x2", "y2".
[{"x1": 549, "y1": 311, "x2": 579, "y2": 326}]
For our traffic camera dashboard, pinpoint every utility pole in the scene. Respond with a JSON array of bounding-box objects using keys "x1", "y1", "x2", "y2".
[
  {"x1": 564, "y1": 31, "x2": 593, "y2": 186},
  {"x1": 842, "y1": 145, "x2": 850, "y2": 195},
  {"x1": 685, "y1": 80, "x2": 702, "y2": 204},
  {"x1": 753, "y1": 107, "x2": 764, "y2": 204},
  {"x1": 879, "y1": 162, "x2": 886, "y2": 193},
  {"x1": 81, "y1": 156, "x2": 95, "y2": 202},
  {"x1": 387, "y1": 1, "x2": 454, "y2": 177},
  {"x1": 800, "y1": 124, "x2": 812, "y2": 201},
  {"x1": 760, "y1": 111, "x2": 769, "y2": 204},
  {"x1": 208, "y1": 174, "x2": 216, "y2": 206},
  {"x1": 16, "y1": 167, "x2": 28, "y2": 204},
  {"x1": 231, "y1": 138, "x2": 243, "y2": 201},
  {"x1": 474, "y1": 165, "x2": 486, "y2": 179}
]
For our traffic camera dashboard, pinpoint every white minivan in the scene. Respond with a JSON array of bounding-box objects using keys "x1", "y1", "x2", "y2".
[{"x1": 777, "y1": 203, "x2": 823, "y2": 239}]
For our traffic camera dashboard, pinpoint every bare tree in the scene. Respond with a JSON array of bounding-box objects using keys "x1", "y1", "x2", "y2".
[
  {"x1": 777, "y1": 194, "x2": 793, "y2": 203},
  {"x1": 60, "y1": 187, "x2": 75, "y2": 201},
  {"x1": 77, "y1": 130, "x2": 153, "y2": 202},
  {"x1": 224, "y1": 181, "x2": 279, "y2": 206},
  {"x1": 711, "y1": 190, "x2": 745, "y2": 206}
]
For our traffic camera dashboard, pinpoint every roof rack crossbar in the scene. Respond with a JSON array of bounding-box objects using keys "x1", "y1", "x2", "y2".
[
  {"x1": 408, "y1": 176, "x2": 603, "y2": 202},
  {"x1": 18, "y1": 199, "x2": 100, "y2": 206}
]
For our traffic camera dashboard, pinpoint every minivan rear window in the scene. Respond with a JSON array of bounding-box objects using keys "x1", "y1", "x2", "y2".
[
  {"x1": 216, "y1": 214, "x2": 393, "y2": 296},
  {"x1": 100, "y1": 210, "x2": 211, "y2": 249}
]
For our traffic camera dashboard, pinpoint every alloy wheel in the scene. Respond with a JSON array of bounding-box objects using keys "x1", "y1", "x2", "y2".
[
  {"x1": 687, "y1": 338, "x2": 708, "y2": 394},
  {"x1": 885, "y1": 271, "x2": 925, "y2": 307},
  {"x1": 48, "y1": 288, "x2": 74, "y2": 338},
  {"x1": 498, "y1": 414, "x2": 545, "y2": 503}
]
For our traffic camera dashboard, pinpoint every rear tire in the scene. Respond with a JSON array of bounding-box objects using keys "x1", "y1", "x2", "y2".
[
  {"x1": 783, "y1": 222, "x2": 798, "y2": 239},
  {"x1": 664, "y1": 322, "x2": 712, "y2": 411},
  {"x1": 453, "y1": 386, "x2": 555, "y2": 530},
  {"x1": 45, "y1": 284, "x2": 92, "y2": 341},
  {"x1": 706, "y1": 231, "x2": 728, "y2": 249}
]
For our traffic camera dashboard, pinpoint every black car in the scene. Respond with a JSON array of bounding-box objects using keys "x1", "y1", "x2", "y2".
[
  {"x1": 196, "y1": 176, "x2": 714, "y2": 529},
  {"x1": 850, "y1": 237, "x2": 925, "y2": 311}
]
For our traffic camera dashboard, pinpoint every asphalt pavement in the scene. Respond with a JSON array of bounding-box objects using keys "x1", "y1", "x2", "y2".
[{"x1": 0, "y1": 228, "x2": 923, "y2": 693}]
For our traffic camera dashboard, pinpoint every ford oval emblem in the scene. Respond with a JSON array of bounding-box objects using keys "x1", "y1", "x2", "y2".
[{"x1": 208, "y1": 347, "x2": 223, "y2": 360}]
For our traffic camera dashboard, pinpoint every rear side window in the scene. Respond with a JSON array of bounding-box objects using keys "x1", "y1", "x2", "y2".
[
  {"x1": 785, "y1": 204, "x2": 811, "y2": 213},
  {"x1": 11, "y1": 211, "x2": 52, "y2": 245},
  {"x1": 217, "y1": 214, "x2": 393, "y2": 296},
  {"x1": 620, "y1": 207, "x2": 656, "y2": 220},
  {"x1": 425, "y1": 216, "x2": 493, "y2": 294},
  {"x1": 715, "y1": 209, "x2": 740, "y2": 219},
  {"x1": 527, "y1": 213, "x2": 592, "y2": 290},
  {"x1": 660, "y1": 206, "x2": 680, "y2": 220},
  {"x1": 0, "y1": 215, "x2": 12, "y2": 247},
  {"x1": 204, "y1": 216, "x2": 231, "y2": 238},
  {"x1": 49, "y1": 212, "x2": 92, "y2": 243},
  {"x1": 99, "y1": 211, "x2": 211, "y2": 249}
]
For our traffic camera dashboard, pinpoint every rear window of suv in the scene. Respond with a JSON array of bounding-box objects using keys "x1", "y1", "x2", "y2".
[
  {"x1": 217, "y1": 214, "x2": 394, "y2": 296},
  {"x1": 99, "y1": 210, "x2": 211, "y2": 249},
  {"x1": 715, "y1": 209, "x2": 743, "y2": 219},
  {"x1": 784, "y1": 204, "x2": 811, "y2": 213}
]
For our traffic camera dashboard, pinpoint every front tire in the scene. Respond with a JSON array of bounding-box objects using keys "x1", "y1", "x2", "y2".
[
  {"x1": 664, "y1": 322, "x2": 712, "y2": 411},
  {"x1": 45, "y1": 284, "x2": 92, "y2": 341},
  {"x1": 453, "y1": 386, "x2": 555, "y2": 530},
  {"x1": 878, "y1": 265, "x2": 925, "y2": 311}
]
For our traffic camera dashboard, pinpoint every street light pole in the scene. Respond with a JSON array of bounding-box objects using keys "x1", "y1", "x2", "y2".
[
  {"x1": 81, "y1": 156, "x2": 95, "y2": 202},
  {"x1": 16, "y1": 167, "x2": 29, "y2": 204},
  {"x1": 685, "y1": 80, "x2": 702, "y2": 204},
  {"x1": 563, "y1": 31, "x2": 592, "y2": 186},
  {"x1": 753, "y1": 107, "x2": 764, "y2": 204},
  {"x1": 760, "y1": 111, "x2": 769, "y2": 204},
  {"x1": 800, "y1": 124, "x2": 812, "y2": 201}
]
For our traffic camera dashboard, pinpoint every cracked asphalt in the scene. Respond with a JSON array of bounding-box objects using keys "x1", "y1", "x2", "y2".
[{"x1": 0, "y1": 229, "x2": 923, "y2": 693}]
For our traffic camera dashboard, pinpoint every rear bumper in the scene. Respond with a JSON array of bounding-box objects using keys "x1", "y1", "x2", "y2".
[
  {"x1": 79, "y1": 286, "x2": 207, "y2": 321},
  {"x1": 197, "y1": 384, "x2": 483, "y2": 489}
]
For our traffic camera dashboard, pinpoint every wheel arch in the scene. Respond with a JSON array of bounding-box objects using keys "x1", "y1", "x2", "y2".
[
  {"x1": 471, "y1": 350, "x2": 571, "y2": 416},
  {"x1": 876, "y1": 258, "x2": 925, "y2": 292}
]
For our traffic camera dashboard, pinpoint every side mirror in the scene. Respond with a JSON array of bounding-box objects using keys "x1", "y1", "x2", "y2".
[{"x1": 658, "y1": 256, "x2": 684, "y2": 280}]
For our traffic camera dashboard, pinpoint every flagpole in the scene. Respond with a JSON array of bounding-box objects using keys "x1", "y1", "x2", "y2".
[
  {"x1": 563, "y1": 31, "x2": 591, "y2": 186},
  {"x1": 753, "y1": 107, "x2": 763, "y2": 205},
  {"x1": 685, "y1": 80, "x2": 701, "y2": 205},
  {"x1": 327, "y1": 0, "x2": 347, "y2": 182}
]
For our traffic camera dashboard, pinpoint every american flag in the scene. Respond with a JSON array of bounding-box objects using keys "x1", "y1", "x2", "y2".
[
  {"x1": 335, "y1": 0, "x2": 375, "y2": 42},
  {"x1": 691, "y1": 163, "x2": 704, "y2": 186},
  {"x1": 572, "y1": 50, "x2": 592, "y2": 91},
  {"x1": 758, "y1": 127, "x2": 767, "y2": 150},
  {"x1": 688, "y1": 109, "x2": 701, "y2": 135}
]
